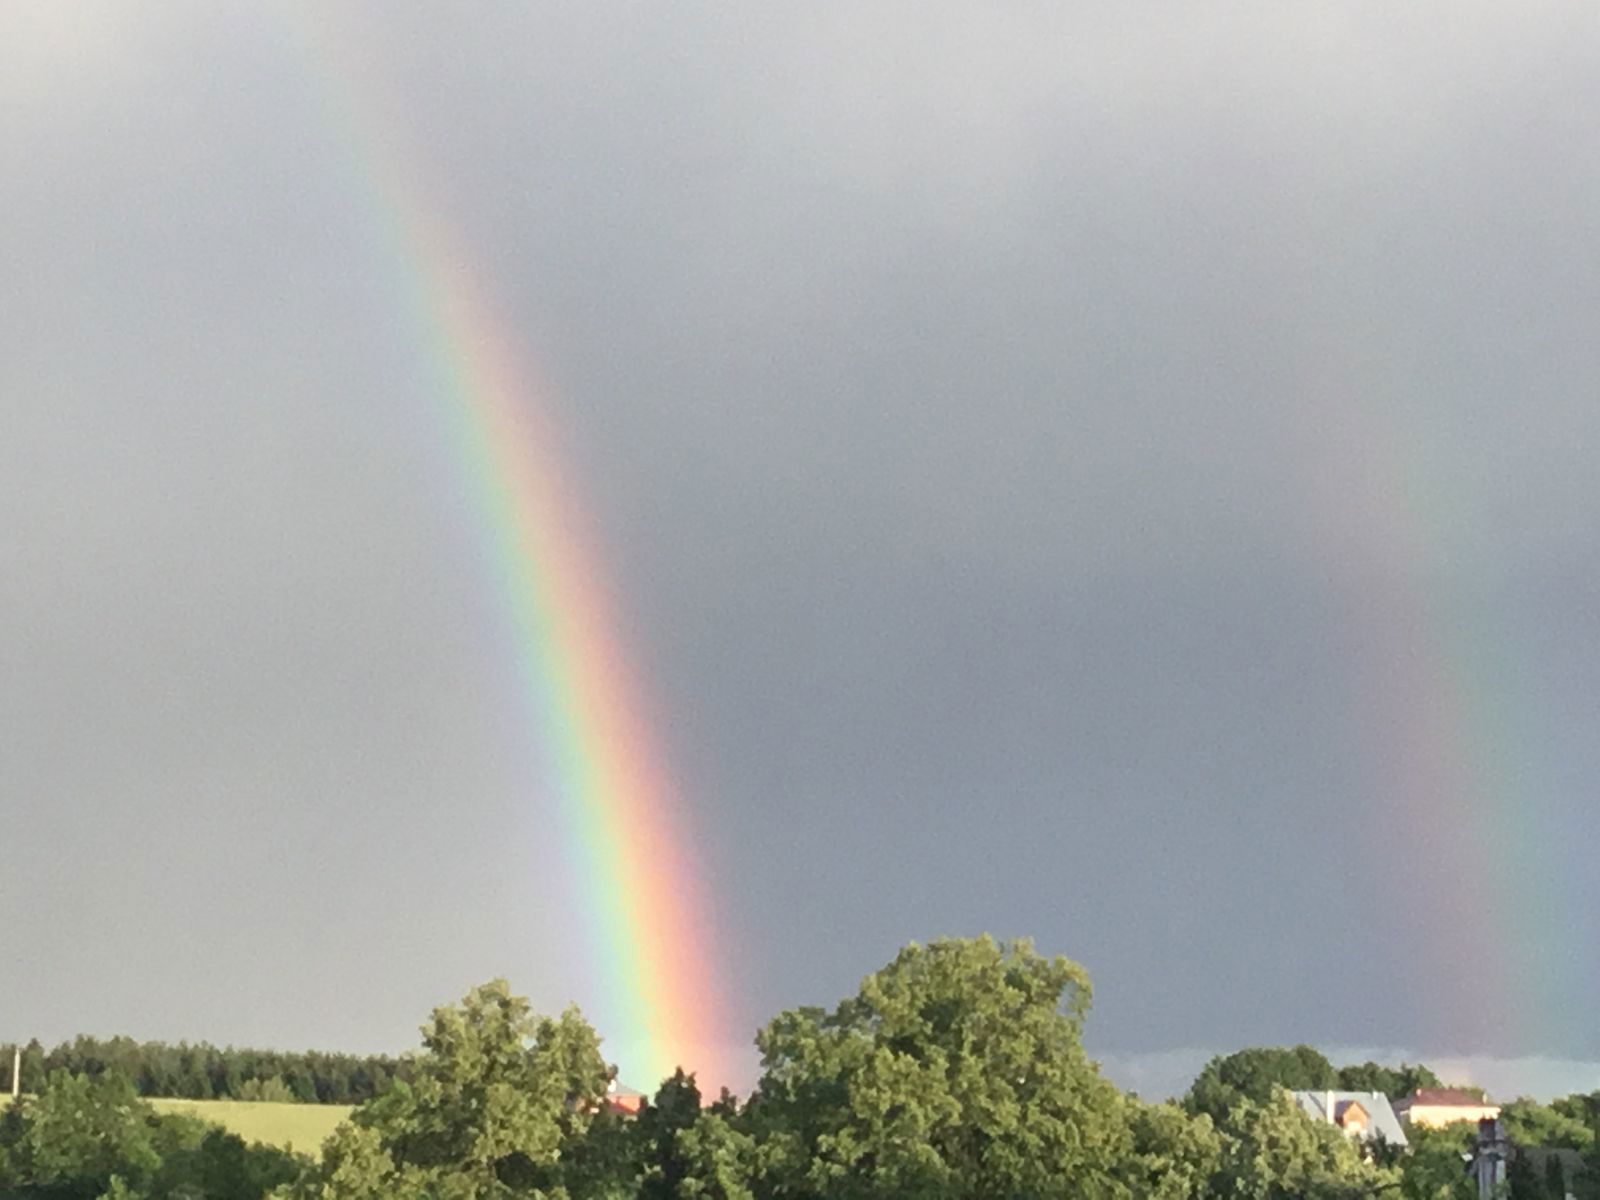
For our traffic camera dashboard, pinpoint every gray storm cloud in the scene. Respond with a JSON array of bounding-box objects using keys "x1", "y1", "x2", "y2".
[{"x1": 3, "y1": 1, "x2": 1596, "y2": 1079}]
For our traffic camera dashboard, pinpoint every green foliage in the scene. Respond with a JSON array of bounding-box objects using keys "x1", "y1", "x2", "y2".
[
  {"x1": 277, "y1": 1121, "x2": 418, "y2": 1200},
  {"x1": 96, "y1": 1177, "x2": 142, "y2": 1200},
  {"x1": 24, "y1": 950, "x2": 1587, "y2": 1200},
  {"x1": 290, "y1": 979, "x2": 612, "y2": 1199},
  {"x1": 1, "y1": 1070, "x2": 163, "y2": 1199},
  {"x1": 1397, "y1": 1122, "x2": 1474, "y2": 1200},
  {"x1": 1509, "y1": 1151, "x2": 1543, "y2": 1200},
  {"x1": 747, "y1": 936, "x2": 1132, "y2": 1198},
  {"x1": 1504, "y1": 1098, "x2": 1596, "y2": 1153},
  {"x1": 671, "y1": 1109, "x2": 756, "y2": 1200},
  {"x1": 632, "y1": 1070, "x2": 705, "y2": 1200},
  {"x1": 1336, "y1": 1062, "x2": 1442, "y2": 1100},
  {"x1": 236, "y1": 1079, "x2": 299, "y2": 1105},
  {"x1": 0, "y1": 1039, "x2": 412, "y2": 1105},
  {"x1": 1547, "y1": 1153, "x2": 1569, "y2": 1200},
  {"x1": 1559, "y1": 1094, "x2": 1600, "y2": 1200},
  {"x1": 0, "y1": 1070, "x2": 302, "y2": 1200},
  {"x1": 1122, "y1": 1101, "x2": 1224, "y2": 1200},
  {"x1": 1213, "y1": 1088, "x2": 1398, "y2": 1200},
  {"x1": 152, "y1": 1122, "x2": 304, "y2": 1200},
  {"x1": 1183, "y1": 1045, "x2": 1338, "y2": 1124}
]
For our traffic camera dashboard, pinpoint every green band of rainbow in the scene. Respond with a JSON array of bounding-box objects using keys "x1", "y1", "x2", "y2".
[{"x1": 294, "y1": 14, "x2": 731, "y2": 1090}]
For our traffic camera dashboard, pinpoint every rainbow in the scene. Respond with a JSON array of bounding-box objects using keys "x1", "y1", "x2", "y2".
[
  {"x1": 1303, "y1": 393, "x2": 1575, "y2": 1055},
  {"x1": 295, "y1": 20, "x2": 732, "y2": 1090}
]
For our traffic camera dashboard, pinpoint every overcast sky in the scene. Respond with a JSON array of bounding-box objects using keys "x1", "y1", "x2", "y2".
[{"x1": 4, "y1": 2, "x2": 1598, "y2": 1097}]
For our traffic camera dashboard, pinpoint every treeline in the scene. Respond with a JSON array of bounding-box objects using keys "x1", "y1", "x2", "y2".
[
  {"x1": 5, "y1": 938, "x2": 1599, "y2": 1199},
  {"x1": 0, "y1": 1036, "x2": 414, "y2": 1104}
]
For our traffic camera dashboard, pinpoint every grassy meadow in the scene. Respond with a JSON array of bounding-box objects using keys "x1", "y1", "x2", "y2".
[
  {"x1": 1, "y1": 1094, "x2": 351, "y2": 1157},
  {"x1": 149, "y1": 1098, "x2": 352, "y2": 1156}
]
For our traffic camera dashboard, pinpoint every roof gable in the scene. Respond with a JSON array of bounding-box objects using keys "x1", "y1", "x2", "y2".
[{"x1": 1290, "y1": 1091, "x2": 1408, "y2": 1148}]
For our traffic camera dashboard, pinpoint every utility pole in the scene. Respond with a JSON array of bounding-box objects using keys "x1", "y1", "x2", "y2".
[{"x1": 10, "y1": 1044, "x2": 18, "y2": 1099}]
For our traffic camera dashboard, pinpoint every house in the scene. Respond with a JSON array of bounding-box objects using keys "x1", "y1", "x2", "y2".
[
  {"x1": 1291, "y1": 1090, "x2": 1408, "y2": 1147},
  {"x1": 1394, "y1": 1088, "x2": 1501, "y2": 1129},
  {"x1": 603, "y1": 1081, "x2": 646, "y2": 1115}
]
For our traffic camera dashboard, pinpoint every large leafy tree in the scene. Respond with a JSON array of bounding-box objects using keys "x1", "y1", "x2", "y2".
[
  {"x1": 633, "y1": 1070, "x2": 708, "y2": 1200},
  {"x1": 1121, "y1": 1101, "x2": 1224, "y2": 1200},
  {"x1": 1571, "y1": 1094, "x2": 1600, "y2": 1200},
  {"x1": 1183, "y1": 1046, "x2": 1338, "y2": 1124},
  {"x1": 1212, "y1": 1088, "x2": 1398, "y2": 1200},
  {"x1": 285, "y1": 979, "x2": 612, "y2": 1200},
  {"x1": 560, "y1": 1069, "x2": 734, "y2": 1200},
  {"x1": 152, "y1": 1118, "x2": 305, "y2": 1200},
  {"x1": 0, "y1": 1070, "x2": 162, "y2": 1199},
  {"x1": 1397, "y1": 1122, "x2": 1475, "y2": 1200},
  {"x1": 747, "y1": 936, "x2": 1131, "y2": 1199},
  {"x1": 672, "y1": 1106, "x2": 757, "y2": 1200},
  {"x1": 1502, "y1": 1097, "x2": 1595, "y2": 1153}
]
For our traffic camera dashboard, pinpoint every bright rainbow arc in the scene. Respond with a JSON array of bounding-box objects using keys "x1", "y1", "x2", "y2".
[
  {"x1": 425, "y1": 251, "x2": 729, "y2": 1091},
  {"x1": 297, "y1": 19, "x2": 731, "y2": 1091}
]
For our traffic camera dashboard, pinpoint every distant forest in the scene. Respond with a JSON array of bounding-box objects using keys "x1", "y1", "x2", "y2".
[{"x1": 0, "y1": 1036, "x2": 413, "y2": 1104}]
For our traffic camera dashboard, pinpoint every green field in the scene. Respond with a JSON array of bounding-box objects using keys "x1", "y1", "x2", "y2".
[
  {"x1": 149, "y1": 1098, "x2": 352, "y2": 1156},
  {"x1": 0, "y1": 1095, "x2": 351, "y2": 1158}
]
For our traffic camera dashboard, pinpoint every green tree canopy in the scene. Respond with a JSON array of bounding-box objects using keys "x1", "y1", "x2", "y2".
[
  {"x1": 1213, "y1": 1088, "x2": 1398, "y2": 1200},
  {"x1": 286, "y1": 979, "x2": 613, "y2": 1200},
  {"x1": 1336, "y1": 1062, "x2": 1443, "y2": 1100},
  {"x1": 1398, "y1": 1123, "x2": 1475, "y2": 1200},
  {"x1": 747, "y1": 935, "x2": 1132, "y2": 1199},
  {"x1": 1184, "y1": 1046, "x2": 1338, "y2": 1124},
  {"x1": 0, "y1": 1069, "x2": 301, "y2": 1200},
  {"x1": 1121, "y1": 1101, "x2": 1224, "y2": 1200},
  {"x1": 0, "y1": 1070, "x2": 163, "y2": 1199},
  {"x1": 1503, "y1": 1097, "x2": 1596, "y2": 1153}
]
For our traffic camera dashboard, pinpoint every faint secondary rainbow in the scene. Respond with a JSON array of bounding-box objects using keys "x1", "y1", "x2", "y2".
[
  {"x1": 293, "y1": 17, "x2": 731, "y2": 1090},
  {"x1": 1300, "y1": 388, "x2": 1575, "y2": 1054}
]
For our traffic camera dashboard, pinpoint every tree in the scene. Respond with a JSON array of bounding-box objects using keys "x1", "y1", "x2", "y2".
[
  {"x1": 672, "y1": 1106, "x2": 756, "y2": 1200},
  {"x1": 278, "y1": 1120, "x2": 423, "y2": 1200},
  {"x1": 238, "y1": 1077, "x2": 300, "y2": 1104},
  {"x1": 151, "y1": 1119, "x2": 305, "y2": 1200},
  {"x1": 1337, "y1": 1062, "x2": 1442, "y2": 1100},
  {"x1": 1121, "y1": 1101, "x2": 1224, "y2": 1200},
  {"x1": 1396, "y1": 1122, "x2": 1474, "y2": 1200},
  {"x1": 1548, "y1": 1153, "x2": 1570, "y2": 1200},
  {"x1": 633, "y1": 1070, "x2": 706, "y2": 1200},
  {"x1": 1213, "y1": 1088, "x2": 1397, "y2": 1200},
  {"x1": 1509, "y1": 1151, "x2": 1543, "y2": 1200},
  {"x1": 1503, "y1": 1098, "x2": 1595, "y2": 1153},
  {"x1": 284, "y1": 979, "x2": 612, "y2": 1199},
  {"x1": 0, "y1": 1070, "x2": 163, "y2": 1199},
  {"x1": 0, "y1": 1071, "x2": 303, "y2": 1200},
  {"x1": 747, "y1": 936, "x2": 1132, "y2": 1199},
  {"x1": 1184, "y1": 1046, "x2": 1337, "y2": 1124}
]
